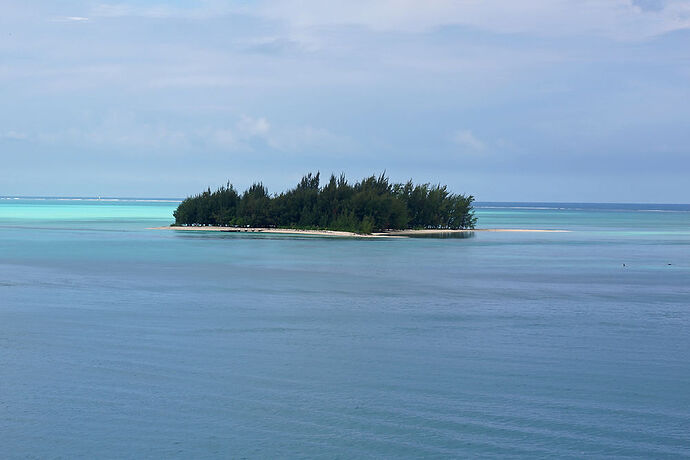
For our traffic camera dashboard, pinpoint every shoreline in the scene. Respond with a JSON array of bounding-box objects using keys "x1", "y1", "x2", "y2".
[{"x1": 148, "y1": 226, "x2": 568, "y2": 238}]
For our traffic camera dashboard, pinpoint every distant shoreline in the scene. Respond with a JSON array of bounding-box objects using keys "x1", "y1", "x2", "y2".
[{"x1": 148, "y1": 226, "x2": 568, "y2": 238}]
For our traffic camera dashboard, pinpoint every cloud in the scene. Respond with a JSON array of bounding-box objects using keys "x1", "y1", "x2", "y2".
[
  {"x1": 29, "y1": 112, "x2": 347, "y2": 155},
  {"x1": 633, "y1": 0, "x2": 667, "y2": 12},
  {"x1": 50, "y1": 16, "x2": 90, "y2": 22},
  {"x1": 240, "y1": 37, "x2": 306, "y2": 55},
  {"x1": 213, "y1": 115, "x2": 349, "y2": 153},
  {"x1": 2, "y1": 0, "x2": 688, "y2": 202},
  {"x1": 89, "y1": 2, "x2": 242, "y2": 20},
  {"x1": 236, "y1": 115, "x2": 270, "y2": 137},
  {"x1": 0, "y1": 131, "x2": 28, "y2": 141},
  {"x1": 451, "y1": 130, "x2": 486, "y2": 155},
  {"x1": 86, "y1": 0, "x2": 690, "y2": 39},
  {"x1": 259, "y1": 0, "x2": 690, "y2": 40},
  {"x1": 35, "y1": 113, "x2": 189, "y2": 151},
  {"x1": 207, "y1": 116, "x2": 270, "y2": 150}
]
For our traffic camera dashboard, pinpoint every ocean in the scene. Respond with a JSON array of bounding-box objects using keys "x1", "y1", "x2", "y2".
[{"x1": 1, "y1": 198, "x2": 689, "y2": 458}]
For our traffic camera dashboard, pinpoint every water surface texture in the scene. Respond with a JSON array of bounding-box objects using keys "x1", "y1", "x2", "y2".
[{"x1": 1, "y1": 198, "x2": 689, "y2": 458}]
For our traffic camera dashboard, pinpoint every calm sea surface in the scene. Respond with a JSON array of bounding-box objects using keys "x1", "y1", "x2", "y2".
[{"x1": 1, "y1": 198, "x2": 689, "y2": 458}]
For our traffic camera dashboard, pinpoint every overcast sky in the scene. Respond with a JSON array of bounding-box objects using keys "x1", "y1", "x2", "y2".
[{"x1": 2, "y1": 0, "x2": 689, "y2": 201}]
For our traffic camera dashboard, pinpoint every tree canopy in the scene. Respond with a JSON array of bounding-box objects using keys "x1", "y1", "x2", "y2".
[{"x1": 173, "y1": 172, "x2": 477, "y2": 233}]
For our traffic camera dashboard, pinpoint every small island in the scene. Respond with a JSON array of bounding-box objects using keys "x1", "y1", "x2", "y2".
[{"x1": 171, "y1": 172, "x2": 477, "y2": 235}]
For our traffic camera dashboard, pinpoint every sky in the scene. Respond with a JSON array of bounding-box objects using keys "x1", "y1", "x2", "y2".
[{"x1": 1, "y1": 0, "x2": 689, "y2": 202}]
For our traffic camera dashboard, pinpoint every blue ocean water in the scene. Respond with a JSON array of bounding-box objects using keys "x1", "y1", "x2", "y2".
[{"x1": 1, "y1": 198, "x2": 689, "y2": 458}]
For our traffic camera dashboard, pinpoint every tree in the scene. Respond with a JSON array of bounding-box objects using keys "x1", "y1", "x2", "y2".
[{"x1": 173, "y1": 172, "x2": 476, "y2": 232}]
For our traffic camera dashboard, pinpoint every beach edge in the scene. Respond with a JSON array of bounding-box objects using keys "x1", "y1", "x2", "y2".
[{"x1": 147, "y1": 226, "x2": 569, "y2": 237}]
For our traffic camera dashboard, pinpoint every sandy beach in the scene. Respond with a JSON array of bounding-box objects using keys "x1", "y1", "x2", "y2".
[{"x1": 148, "y1": 226, "x2": 568, "y2": 237}]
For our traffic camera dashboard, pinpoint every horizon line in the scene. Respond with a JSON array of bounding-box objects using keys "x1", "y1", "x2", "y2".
[{"x1": 2, "y1": 196, "x2": 689, "y2": 206}]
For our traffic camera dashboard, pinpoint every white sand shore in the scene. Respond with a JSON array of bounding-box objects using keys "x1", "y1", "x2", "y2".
[{"x1": 148, "y1": 226, "x2": 568, "y2": 237}]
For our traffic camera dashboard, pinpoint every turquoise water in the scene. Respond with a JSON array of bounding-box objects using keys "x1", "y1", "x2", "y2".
[{"x1": 1, "y1": 198, "x2": 689, "y2": 458}]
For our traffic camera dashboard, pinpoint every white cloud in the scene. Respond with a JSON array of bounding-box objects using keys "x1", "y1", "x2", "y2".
[
  {"x1": 0, "y1": 131, "x2": 28, "y2": 140},
  {"x1": 89, "y1": 2, "x2": 243, "y2": 20},
  {"x1": 452, "y1": 130, "x2": 487, "y2": 154},
  {"x1": 207, "y1": 116, "x2": 270, "y2": 150},
  {"x1": 83, "y1": 0, "x2": 690, "y2": 42},
  {"x1": 31, "y1": 112, "x2": 347, "y2": 155},
  {"x1": 215, "y1": 115, "x2": 348, "y2": 153},
  {"x1": 51, "y1": 16, "x2": 90, "y2": 22},
  {"x1": 236, "y1": 115, "x2": 270, "y2": 137},
  {"x1": 259, "y1": 0, "x2": 690, "y2": 40}
]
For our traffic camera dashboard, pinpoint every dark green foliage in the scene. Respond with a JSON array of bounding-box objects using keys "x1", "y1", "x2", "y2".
[{"x1": 173, "y1": 172, "x2": 476, "y2": 233}]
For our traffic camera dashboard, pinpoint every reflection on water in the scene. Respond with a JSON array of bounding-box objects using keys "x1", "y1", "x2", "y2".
[{"x1": 405, "y1": 231, "x2": 475, "y2": 239}]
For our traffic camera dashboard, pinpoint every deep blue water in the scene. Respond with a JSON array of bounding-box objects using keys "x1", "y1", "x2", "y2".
[{"x1": 1, "y1": 199, "x2": 689, "y2": 458}]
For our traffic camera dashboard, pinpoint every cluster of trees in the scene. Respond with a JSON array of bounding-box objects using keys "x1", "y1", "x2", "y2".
[{"x1": 173, "y1": 172, "x2": 476, "y2": 233}]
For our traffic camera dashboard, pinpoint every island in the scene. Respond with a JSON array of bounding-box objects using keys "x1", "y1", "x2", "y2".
[{"x1": 170, "y1": 172, "x2": 477, "y2": 235}]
